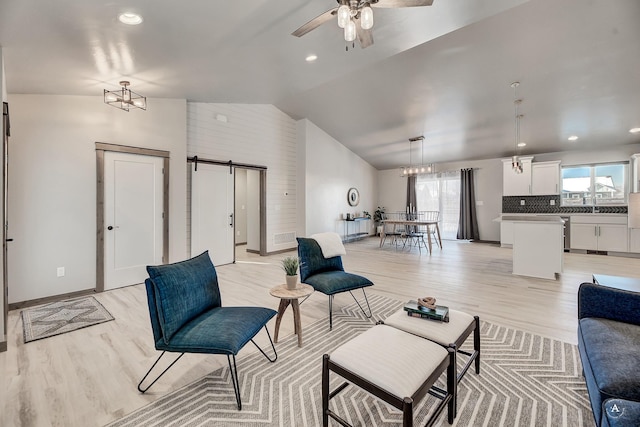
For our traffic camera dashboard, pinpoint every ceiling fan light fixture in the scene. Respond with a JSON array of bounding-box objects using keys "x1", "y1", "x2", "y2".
[
  {"x1": 361, "y1": 5, "x2": 374, "y2": 30},
  {"x1": 344, "y1": 19, "x2": 357, "y2": 42},
  {"x1": 337, "y1": 4, "x2": 350, "y2": 28}
]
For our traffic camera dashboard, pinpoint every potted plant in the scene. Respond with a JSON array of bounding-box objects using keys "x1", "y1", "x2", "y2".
[
  {"x1": 373, "y1": 206, "x2": 386, "y2": 222},
  {"x1": 374, "y1": 206, "x2": 386, "y2": 235},
  {"x1": 281, "y1": 256, "x2": 300, "y2": 289}
]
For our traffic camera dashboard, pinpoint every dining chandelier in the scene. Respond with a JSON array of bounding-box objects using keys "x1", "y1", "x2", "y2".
[
  {"x1": 510, "y1": 81, "x2": 525, "y2": 174},
  {"x1": 400, "y1": 136, "x2": 434, "y2": 177},
  {"x1": 104, "y1": 81, "x2": 147, "y2": 112}
]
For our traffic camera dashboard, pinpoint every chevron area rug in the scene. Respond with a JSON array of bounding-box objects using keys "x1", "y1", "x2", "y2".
[
  {"x1": 108, "y1": 294, "x2": 593, "y2": 427},
  {"x1": 21, "y1": 296, "x2": 114, "y2": 343}
]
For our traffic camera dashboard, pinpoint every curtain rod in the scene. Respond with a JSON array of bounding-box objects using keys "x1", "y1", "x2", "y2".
[{"x1": 187, "y1": 156, "x2": 267, "y2": 172}]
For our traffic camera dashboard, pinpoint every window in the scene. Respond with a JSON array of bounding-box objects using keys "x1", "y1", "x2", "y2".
[
  {"x1": 561, "y1": 162, "x2": 629, "y2": 206},
  {"x1": 416, "y1": 171, "x2": 460, "y2": 239}
]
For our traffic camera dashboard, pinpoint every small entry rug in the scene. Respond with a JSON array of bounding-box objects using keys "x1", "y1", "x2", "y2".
[
  {"x1": 107, "y1": 294, "x2": 593, "y2": 426},
  {"x1": 22, "y1": 296, "x2": 114, "y2": 343}
]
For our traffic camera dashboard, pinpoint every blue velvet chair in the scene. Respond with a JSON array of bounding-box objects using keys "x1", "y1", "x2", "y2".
[
  {"x1": 578, "y1": 282, "x2": 640, "y2": 426},
  {"x1": 297, "y1": 237, "x2": 374, "y2": 330},
  {"x1": 138, "y1": 251, "x2": 277, "y2": 410}
]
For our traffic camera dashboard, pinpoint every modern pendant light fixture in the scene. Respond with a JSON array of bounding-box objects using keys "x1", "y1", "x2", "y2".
[
  {"x1": 103, "y1": 81, "x2": 147, "y2": 112},
  {"x1": 400, "y1": 136, "x2": 433, "y2": 177},
  {"x1": 510, "y1": 82, "x2": 524, "y2": 174}
]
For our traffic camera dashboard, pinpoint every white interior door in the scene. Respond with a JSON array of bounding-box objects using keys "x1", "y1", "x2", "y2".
[
  {"x1": 191, "y1": 163, "x2": 234, "y2": 265},
  {"x1": 104, "y1": 152, "x2": 164, "y2": 290}
]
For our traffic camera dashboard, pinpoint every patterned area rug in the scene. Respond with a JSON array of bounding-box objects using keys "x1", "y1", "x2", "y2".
[
  {"x1": 107, "y1": 294, "x2": 593, "y2": 426},
  {"x1": 22, "y1": 296, "x2": 114, "y2": 343}
]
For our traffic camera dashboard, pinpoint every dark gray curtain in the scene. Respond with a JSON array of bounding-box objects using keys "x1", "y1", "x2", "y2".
[
  {"x1": 406, "y1": 175, "x2": 417, "y2": 216},
  {"x1": 457, "y1": 168, "x2": 479, "y2": 240}
]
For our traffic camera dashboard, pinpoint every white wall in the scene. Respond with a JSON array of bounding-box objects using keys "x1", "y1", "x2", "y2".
[
  {"x1": 297, "y1": 119, "x2": 378, "y2": 238},
  {"x1": 0, "y1": 49, "x2": 5, "y2": 344},
  {"x1": 7, "y1": 94, "x2": 187, "y2": 303},
  {"x1": 187, "y1": 103, "x2": 298, "y2": 253},
  {"x1": 247, "y1": 169, "x2": 260, "y2": 251}
]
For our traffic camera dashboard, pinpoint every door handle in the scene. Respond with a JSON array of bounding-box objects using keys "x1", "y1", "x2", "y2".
[
  {"x1": 107, "y1": 226, "x2": 119, "y2": 231},
  {"x1": 5, "y1": 238, "x2": 13, "y2": 242},
  {"x1": 229, "y1": 214, "x2": 234, "y2": 228}
]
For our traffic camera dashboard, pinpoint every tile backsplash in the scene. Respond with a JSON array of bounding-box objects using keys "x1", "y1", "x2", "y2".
[{"x1": 502, "y1": 195, "x2": 628, "y2": 214}]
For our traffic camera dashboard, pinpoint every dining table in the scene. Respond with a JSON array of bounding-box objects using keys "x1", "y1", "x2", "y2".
[{"x1": 379, "y1": 219, "x2": 442, "y2": 253}]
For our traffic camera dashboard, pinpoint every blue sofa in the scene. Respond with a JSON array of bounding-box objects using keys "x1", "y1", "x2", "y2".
[{"x1": 577, "y1": 282, "x2": 640, "y2": 426}]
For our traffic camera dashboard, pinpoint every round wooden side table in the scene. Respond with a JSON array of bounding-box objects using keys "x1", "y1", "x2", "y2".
[{"x1": 269, "y1": 283, "x2": 314, "y2": 347}]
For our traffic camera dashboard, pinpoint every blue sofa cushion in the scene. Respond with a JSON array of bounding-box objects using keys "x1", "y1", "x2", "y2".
[
  {"x1": 602, "y1": 399, "x2": 640, "y2": 427},
  {"x1": 147, "y1": 251, "x2": 222, "y2": 344},
  {"x1": 159, "y1": 306, "x2": 277, "y2": 355},
  {"x1": 302, "y1": 270, "x2": 373, "y2": 295},
  {"x1": 297, "y1": 237, "x2": 344, "y2": 282},
  {"x1": 579, "y1": 318, "x2": 640, "y2": 414}
]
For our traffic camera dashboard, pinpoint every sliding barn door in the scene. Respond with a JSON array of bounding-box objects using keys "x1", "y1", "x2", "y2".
[{"x1": 191, "y1": 163, "x2": 235, "y2": 265}]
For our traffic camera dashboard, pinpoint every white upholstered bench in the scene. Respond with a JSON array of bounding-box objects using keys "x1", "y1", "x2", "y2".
[
  {"x1": 382, "y1": 309, "x2": 481, "y2": 417},
  {"x1": 322, "y1": 324, "x2": 456, "y2": 427}
]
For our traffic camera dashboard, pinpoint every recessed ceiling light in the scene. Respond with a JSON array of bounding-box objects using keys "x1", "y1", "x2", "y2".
[
  {"x1": 568, "y1": 135, "x2": 579, "y2": 141},
  {"x1": 517, "y1": 142, "x2": 526, "y2": 148},
  {"x1": 118, "y1": 12, "x2": 143, "y2": 25},
  {"x1": 305, "y1": 54, "x2": 318, "y2": 62},
  {"x1": 630, "y1": 127, "x2": 640, "y2": 134}
]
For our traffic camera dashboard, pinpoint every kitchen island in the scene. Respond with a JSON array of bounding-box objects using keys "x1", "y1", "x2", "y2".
[{"x1": 497, "y1": 215, "x2": 565, "y2": 280}]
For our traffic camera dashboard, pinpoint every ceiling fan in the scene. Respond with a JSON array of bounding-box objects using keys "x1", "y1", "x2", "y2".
[{"x1": 292, "y1": 0, "x2": 434, "y2": 49}]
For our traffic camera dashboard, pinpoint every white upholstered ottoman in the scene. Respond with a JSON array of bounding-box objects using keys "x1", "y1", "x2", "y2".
[
  {"x1": 382, "y1": 309, "x2": 480, "y2": 417},
  {"x1": 322, "y1": 324, "x2": 456, "y2": 427}
]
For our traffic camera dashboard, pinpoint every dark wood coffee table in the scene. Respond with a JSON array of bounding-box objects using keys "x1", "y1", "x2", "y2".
[{"x1": 592, "y1": 274, "x2": 640, "y2": 293}]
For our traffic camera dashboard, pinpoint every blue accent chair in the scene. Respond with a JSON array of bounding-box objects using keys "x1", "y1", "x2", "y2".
[
  {"x1": 297, "y1": 237, "x2": 374, "y2": 330},
  {"x1": 138, "y1": 251, "x2": 277, "y2": 410},
  {"x1": 578, "y1": 282, "x2": 640, "y2": 426}
]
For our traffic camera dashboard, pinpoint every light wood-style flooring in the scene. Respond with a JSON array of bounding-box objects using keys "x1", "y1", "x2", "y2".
[{"x1": 1, "y1": 238, "x2": 639, "y2": 426}]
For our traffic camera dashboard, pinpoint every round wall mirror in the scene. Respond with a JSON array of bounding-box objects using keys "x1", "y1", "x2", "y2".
[{"x1": 347, "y1": 188, "x2": 360, "y2": 206}]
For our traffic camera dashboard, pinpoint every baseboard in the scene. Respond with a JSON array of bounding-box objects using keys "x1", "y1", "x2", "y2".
[
  {"x1": 265, "y1": 247, "x2": 298, "y2": 256},
  {"x1": 9, "y1": 288, "x2": 96, "y2": 311}
]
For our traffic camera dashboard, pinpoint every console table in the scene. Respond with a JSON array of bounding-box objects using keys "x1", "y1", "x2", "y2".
[{"x1": 341, "y1": 218, "x2": 370, "y2": 243}]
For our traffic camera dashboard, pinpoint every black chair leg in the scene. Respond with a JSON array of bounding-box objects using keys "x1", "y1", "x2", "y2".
[
  {"x1": 250, "y1": 325, "x2": 278, "y2": 363},
  {"x1": 227, "y1": 354, "x2": 242, "y2": 410},
  {"x1": 329, "y1": 295, "x2": 334, "y2": 330},
  {"x1": 348, "y1": 288, "x2": 373, "y2": 320},
  {"x1": 137, "y1": 351, "x2": 185, "y2": 393}
]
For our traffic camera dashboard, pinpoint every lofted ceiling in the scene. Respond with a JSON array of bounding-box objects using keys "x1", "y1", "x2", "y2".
[{"x1": 1, "y1": 0, "x2": 639, "y2": 170}]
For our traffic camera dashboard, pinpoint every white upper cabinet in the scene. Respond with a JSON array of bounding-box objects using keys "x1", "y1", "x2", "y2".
[
  {"x1": 502, "y1": 156, "x2": 533, "y2": 196},
  {"x1": 531, "y1": 161, "x2": 561, "y2": 195}
]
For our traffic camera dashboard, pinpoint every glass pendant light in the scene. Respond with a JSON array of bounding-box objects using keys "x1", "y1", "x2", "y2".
[
  {"x1": 360, "y1": 6, "x2": 374, "y2": 30},
  {"x1": 344, "y1": 19, "x2": 356, "y2": 42},
  {"x1": 337, "y1": 5, "x2": 350, "y2": 28}
]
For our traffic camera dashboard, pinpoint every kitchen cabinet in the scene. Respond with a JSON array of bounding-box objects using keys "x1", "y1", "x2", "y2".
[
  {"x1": 570, "y1": 216, "x2": 628, "y2": 252},
  {"x1": 531, "y1": 161, "x2": 560, "y2": 195},
  {"x1": 502, "y1": 156, "x2": 533, "y2": 196},
  {"x1": 500, "y1": 221, "x2": 514, "y2": 247}
]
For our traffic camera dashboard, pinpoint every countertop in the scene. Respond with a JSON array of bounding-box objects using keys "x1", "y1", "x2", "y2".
[{"x1": 495, "y1": 215, "x2": 565, "y2": 223}]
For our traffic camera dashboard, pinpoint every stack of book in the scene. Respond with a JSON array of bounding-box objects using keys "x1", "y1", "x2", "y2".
[{"x1": 403, "y1": 300, "x2": 449, "y2": 322}]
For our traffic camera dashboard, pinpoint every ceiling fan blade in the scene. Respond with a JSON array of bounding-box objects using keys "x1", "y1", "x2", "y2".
[
  {"x1": 371, "y1": 0, "x2": 434, "y2": 8},
  {"x1": 355, "y1": 18, "x2": 374, "y2": 49},
  {"x1": 291, "y1": 7, "x2": 338, "y2": 37}
]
